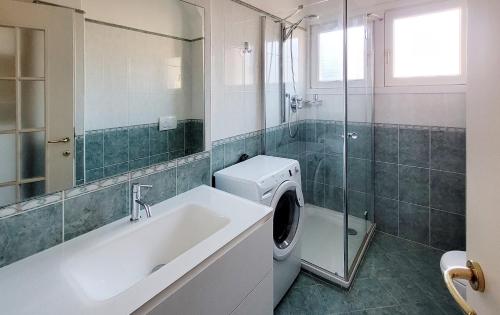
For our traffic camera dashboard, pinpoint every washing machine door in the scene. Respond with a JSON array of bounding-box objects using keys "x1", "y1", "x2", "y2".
[{"x1": 272, "y1": 180, "x2": 304, "y2": 261}]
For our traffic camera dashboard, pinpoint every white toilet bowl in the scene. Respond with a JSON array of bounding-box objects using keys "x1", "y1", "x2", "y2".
[{"x1": 440, "y1": 250, "x2": 467, "y2": 299}]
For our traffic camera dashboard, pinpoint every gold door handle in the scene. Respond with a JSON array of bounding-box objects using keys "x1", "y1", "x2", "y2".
[
  {"x1": 444, "y1": 260, "x2": 485, "y2": 315},
  {"x1": 48, "y1": 137, "x2": 70, "y2": 144}
]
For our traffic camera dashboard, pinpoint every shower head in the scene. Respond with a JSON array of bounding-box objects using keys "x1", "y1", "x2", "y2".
[
  {"x1": 279, "y1": 0, "x2": 326, "y2": 22},
  {"x1": 283, "y1": 14, "x2": 320, "y2": 40},
  {"x1": 295, "y1": 14, "x2": 319, "y2": 27}
]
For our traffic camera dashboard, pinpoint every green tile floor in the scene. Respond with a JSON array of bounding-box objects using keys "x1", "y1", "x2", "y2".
[{"x1": 275, "y1": 232, "x2": 462, "y2": 315}]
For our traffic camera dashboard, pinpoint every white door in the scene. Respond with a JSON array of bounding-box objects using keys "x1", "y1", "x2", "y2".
[
  {"x1": 0, "y1": 0, "x2": 74, "y2": 198},
  {"x1": 464, "y1": 0, "x2": 500, "y2": 314}
]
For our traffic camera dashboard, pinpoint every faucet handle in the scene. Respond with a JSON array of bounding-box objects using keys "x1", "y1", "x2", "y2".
[
  {"x1": 132, "y1": 183, "x2": 152, "y2": 188},
  {"x1": 132, "y1": 183, "x2": 153, "y2": 194}
]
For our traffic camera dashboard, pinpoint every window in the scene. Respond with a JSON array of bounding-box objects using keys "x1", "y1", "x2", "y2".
[
  {"x1": 385, "y1": 1, "x2": 466, "y2": 86},
  {"x1": 310, "y1": 22, "x2": 367, "y2": 88}
]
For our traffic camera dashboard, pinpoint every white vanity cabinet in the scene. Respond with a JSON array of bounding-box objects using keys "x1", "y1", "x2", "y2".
[{"x1": 136, "y1": 218, "x2": 273, "y2": 315}]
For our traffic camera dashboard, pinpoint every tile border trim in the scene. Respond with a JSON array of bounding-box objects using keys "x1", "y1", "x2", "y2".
[
  {"x1": 0, "y1": 192, "x2": 63, "y2": 219},
  {"x1": 0, "y1": 151, "x2": 211, "y2": 219},
  {"x1": 212, "y1": 130, "x2": 263, "y2": 147}
]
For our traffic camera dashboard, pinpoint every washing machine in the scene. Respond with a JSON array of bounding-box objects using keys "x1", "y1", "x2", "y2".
[{"x1": 214, "y1": 155, "x2": 304, "y2": 308}]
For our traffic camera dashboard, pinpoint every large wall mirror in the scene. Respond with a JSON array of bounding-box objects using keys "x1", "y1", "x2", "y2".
[{"x1": 0, "y1": 0, "x2": 205, "y2": 208}]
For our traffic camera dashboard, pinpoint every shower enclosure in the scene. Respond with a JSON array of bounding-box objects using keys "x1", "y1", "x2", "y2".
[{"x1": 262, "y1": 0, "x2": 375, "y2": 287}]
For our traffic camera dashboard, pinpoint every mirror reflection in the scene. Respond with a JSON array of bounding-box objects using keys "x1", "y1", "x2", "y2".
[{"x1": 0, "y1": 0, "x2": 205, "y2": 208}]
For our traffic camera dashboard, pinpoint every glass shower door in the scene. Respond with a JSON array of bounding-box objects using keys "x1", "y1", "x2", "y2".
[
  {"x1": 261, "y1": 0, "x2": 376, "y2": 287},
  {"x1": 345, "y1": 4, "x2": 376, "y2": 277},
  {"x1": 296, "y1": 0, "x2": 352, "y2": 280}
]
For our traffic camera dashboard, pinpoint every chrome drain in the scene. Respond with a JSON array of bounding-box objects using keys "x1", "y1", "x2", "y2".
[
  {"x1": 348, "y1": 228, "x2": 358, "y2": 236},
  {"x1": 151, "y1": 264, "x2": 166, "y2": 274}
]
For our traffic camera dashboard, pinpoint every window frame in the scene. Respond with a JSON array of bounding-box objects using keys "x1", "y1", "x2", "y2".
[
  {"x1": 309, "y1": 17, "x2": 369, "y2": 89},
  {"x1": 384, "y1": 0, "x2": 467, "y2": 87}
]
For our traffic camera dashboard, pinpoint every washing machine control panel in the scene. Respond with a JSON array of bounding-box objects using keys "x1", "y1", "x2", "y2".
[
  {"x1": 261, "y1": 163, "x2": 300, "y2": 184},
  {"x1": 259, "y1": 169, "x2": 292, "y2": 189}
]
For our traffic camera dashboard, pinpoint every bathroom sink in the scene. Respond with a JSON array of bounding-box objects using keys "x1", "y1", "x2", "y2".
[
  {"x1": 64, "y1": 204, "x2": 230, "y2": 301},
  {"x1": 0, "y1": 185, "x2": 272, "y2": 315}
]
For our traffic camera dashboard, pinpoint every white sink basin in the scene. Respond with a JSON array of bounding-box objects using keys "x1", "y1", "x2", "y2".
[
  {"x1": 0, "y1": 185, "x2": 273, "y2": 315},
  {"x1": 65, "y1": 204, "x2": 230, "y2": 301}
]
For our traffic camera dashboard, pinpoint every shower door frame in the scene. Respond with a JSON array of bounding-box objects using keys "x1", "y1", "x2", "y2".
[
  {"x1": 303, "y1": 0, "x2": 377, "y2": 288},
  {"x1": 259, "y1": 0, "x2": 377, "y2": 288}
]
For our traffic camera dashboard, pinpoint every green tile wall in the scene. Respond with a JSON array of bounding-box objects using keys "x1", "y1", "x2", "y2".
[
  {"x1": 263, "y1": 121, "x2": 466, "y2": 251},
  {"x1": 374, "y1": 124, "x2": 466, "y2": 251},
  {"x1": 211, "y1": 130, "x2": 264, "y2": 175},
  {"x1": 75, "y1": 120, "x2": 204, "y2": 184},
  {"x1": 0, "y1": 152, "x2": 210, "y2": 269}
]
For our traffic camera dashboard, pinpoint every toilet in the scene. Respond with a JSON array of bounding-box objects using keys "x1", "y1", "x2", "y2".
[{"x1": 440, "y1": 251, "x2": 467, "y2": 299}]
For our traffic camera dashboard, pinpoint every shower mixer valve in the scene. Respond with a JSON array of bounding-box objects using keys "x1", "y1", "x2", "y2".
[{"x1": 287, "y1": 93, "x2": 303, "y2": 112}]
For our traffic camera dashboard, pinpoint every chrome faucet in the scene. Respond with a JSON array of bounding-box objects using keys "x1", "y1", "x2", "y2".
[{"x1": 131, "y1": 183, "x2": 153, "y2": 221}]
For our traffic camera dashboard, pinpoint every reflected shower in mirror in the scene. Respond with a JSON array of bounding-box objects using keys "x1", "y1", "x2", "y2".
[{"x1": 0, "y1": 0, "x2": 205, "y2": 208}]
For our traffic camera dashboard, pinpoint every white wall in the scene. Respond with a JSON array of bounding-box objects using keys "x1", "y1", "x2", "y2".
[
  {"x1": 210, "y1": 0, "x2": 264, "y2": 141},
  {"x1": 82, "y1": 1, "x2": 205, "y2": 131},
  {"x1": 191, "y1": 40, "x2": 205, "y2": 120},
  {"x1": 84, "y1": 22, "x2": 202, "y2": 131},
  {"x1": 215, "y1": 0, "x2": 310, "y2": 135},
  {"x1": 374, "y1": 92, "x2": 466, "y2": 127}
]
